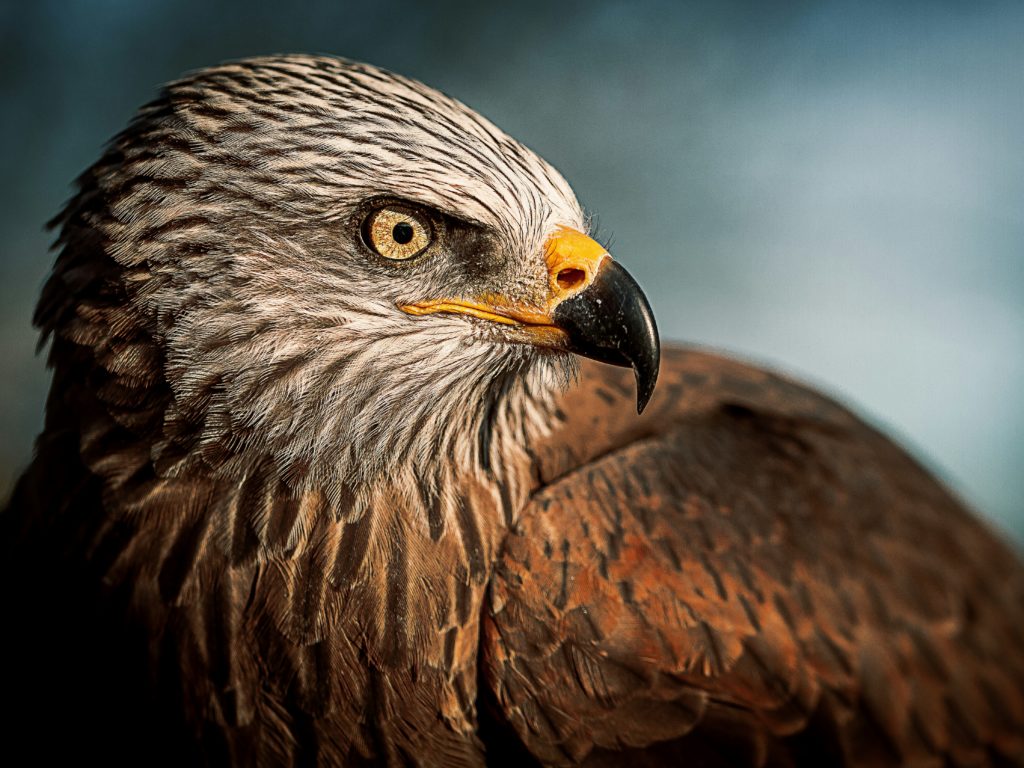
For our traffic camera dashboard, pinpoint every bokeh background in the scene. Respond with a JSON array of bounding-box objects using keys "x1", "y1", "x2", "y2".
[{"x1": 2, "y1": 0, "x2": 1021, "y2": 543}]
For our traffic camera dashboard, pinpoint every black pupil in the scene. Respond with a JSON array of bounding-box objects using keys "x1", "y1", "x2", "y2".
[{"x1": 392, "y1": 222, "x2": 414, "y2": 245}]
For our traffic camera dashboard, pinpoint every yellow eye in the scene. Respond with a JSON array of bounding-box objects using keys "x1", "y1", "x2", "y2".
[{"x1": 362, "y1": 206, "x2": 432, "y2": 260}]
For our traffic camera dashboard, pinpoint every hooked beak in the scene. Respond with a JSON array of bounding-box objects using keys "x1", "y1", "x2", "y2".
[
  {"x1": 550, "y1": 258, "x2": 660, "y2": 413},
  {"x1": 400, "y1": 227, "x2": 660, "y2": 413}
]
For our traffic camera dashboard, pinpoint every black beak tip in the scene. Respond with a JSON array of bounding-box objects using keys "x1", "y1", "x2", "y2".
[
  {"x1": 632, "y1": 310, "x2": 660, "y2": 415},
  {"x1": 635, "y1": 359, "x2": 658, "y2": 415}
]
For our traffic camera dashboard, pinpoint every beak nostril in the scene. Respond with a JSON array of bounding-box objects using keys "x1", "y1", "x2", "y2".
[{"x1": 556, "y1": 267, "x2": 587, "y2": 292}]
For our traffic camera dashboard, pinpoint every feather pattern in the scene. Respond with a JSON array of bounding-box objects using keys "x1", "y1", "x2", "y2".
[
  {"x1": 485, "y1": 351, "x2": 1024, "y2": 766},
  {"x1": 2, "y1": 55, "x2": 1022, "y2": 767}
]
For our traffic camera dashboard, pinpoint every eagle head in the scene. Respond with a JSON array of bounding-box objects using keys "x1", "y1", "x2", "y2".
[{"x1": 45, "y1": 55, "x2": 658, "y2": 494}]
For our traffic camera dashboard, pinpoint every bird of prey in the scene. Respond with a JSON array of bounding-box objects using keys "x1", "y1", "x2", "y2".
[{"x1": 3, "y1": 55, "x2": 1023, "y2": 767}]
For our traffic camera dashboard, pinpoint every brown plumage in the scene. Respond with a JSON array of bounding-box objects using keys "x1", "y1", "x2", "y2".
[{"x1": 3, "y1": 55, "x2": 1023, "y2": 767}]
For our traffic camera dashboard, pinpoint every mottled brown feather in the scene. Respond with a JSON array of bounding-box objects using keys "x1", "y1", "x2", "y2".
[
  {"x1": 484, "y1": 349, "x2": 1024, "y2": 766},
  {"x1": 4, "y1": 55, "x2": 1023, "y2": 768}
]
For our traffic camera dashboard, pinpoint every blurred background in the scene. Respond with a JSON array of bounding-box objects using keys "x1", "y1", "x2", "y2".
[{"x1": 1, "y1": 0, "x2": 1021, "y2": 543}]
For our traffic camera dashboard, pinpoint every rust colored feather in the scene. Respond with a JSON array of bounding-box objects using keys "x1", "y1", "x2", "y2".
[
  {"x1": 3, "y1": 55, "x2": 1023, "y2": 768},
  {"x1": 483, "y1": 351, "x2": 1024, "y2": 766}
]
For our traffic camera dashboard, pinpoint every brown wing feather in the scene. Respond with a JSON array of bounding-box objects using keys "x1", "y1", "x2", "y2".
[{"x1": 484, "y1": 348, "x2": 1024, "y2": 767}]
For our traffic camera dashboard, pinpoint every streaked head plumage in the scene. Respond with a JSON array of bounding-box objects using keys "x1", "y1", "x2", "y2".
[{"x1": 53, "y1": 55, "x2": 589, "y2": 491}]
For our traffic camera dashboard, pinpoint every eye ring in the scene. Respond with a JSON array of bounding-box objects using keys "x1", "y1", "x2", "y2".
[{"x1": 361, "y1": 205, "x2": 433, "y2": 260}]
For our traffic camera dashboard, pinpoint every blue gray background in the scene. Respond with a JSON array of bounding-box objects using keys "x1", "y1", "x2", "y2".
[{"x1": 2, "y1": 1, "x2": 1022, "y2": 543}]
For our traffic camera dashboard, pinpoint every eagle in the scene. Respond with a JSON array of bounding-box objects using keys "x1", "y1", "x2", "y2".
[{"x1": 3, "y1": 55, "x2": 1022, "y2": 767}]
